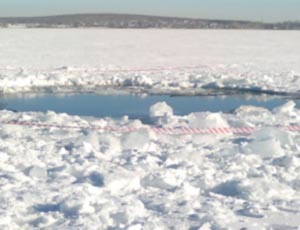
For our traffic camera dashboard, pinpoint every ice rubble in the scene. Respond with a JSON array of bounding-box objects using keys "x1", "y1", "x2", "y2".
[
  {"x1": 1, "y1": 101, "x2": 300, "y2": 229},
  {"x1": 0, "y1": 67, "x2": 300, "y2": 96}
]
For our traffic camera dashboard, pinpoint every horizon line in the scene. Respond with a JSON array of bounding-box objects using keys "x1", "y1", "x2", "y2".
[{"x1": 0, "y1": 12, "x2": 298, "y2": 24}]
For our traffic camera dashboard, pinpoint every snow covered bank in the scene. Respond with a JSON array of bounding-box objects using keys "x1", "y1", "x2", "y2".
[
  {"x1": 0, "y1": 29, "x2": 300, "y2": 96},
  {"x1": 0, "y1": 66, "x2": 300, "y2": 96},
  {"x1": 1, "y1": 101, "x2": 300, "y2": 229}
]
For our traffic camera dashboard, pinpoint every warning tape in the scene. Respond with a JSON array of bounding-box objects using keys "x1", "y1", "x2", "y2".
[{"x1": 1, "y1": 120, "x2": 300, "y2": 135}]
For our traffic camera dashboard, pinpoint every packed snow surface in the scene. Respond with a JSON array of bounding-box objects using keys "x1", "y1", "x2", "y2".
[
  {"x1": 1, "y1": 102, "x2": 300, "y2": 229},
  {"x1": 0, "y1": 29, "x2": 300, "y2": 95}
]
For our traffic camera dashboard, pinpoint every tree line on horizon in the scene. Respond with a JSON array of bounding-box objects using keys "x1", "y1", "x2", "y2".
[{"x1": 0, "y1": 14, "x2": 299, "y2": 30}]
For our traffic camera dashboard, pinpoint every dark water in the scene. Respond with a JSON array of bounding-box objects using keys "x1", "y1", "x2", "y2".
[{"x1": 0, "y1": 93, "x2": 299, "y2": 122}]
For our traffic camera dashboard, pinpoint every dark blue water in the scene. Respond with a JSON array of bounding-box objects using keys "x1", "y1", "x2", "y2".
[{"x1": 0, "y1": 93, "x2": 299, "y2": 122}]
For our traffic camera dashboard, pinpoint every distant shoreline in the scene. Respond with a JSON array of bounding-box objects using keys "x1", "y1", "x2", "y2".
[{"x1": 0, "y1": 13, "x2": 299, "y2": 30}]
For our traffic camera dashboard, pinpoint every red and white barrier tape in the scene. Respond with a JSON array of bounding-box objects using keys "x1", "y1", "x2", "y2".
[{"x1": 1, "y1": 120, "x2": 300, "y2": 135}]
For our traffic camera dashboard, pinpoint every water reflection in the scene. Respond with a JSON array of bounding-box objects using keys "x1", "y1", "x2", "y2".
[{"x1": 0, "y1": 93, "x2": 299, "y2": 121}]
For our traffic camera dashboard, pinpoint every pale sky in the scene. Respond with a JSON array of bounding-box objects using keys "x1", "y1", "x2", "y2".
[{"x1": 0, "y1": 0, "x2": 299, "y2": 22}]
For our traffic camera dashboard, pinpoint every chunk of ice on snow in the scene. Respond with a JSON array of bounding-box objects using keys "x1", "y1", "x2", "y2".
[
  {"x1": 273, "y1": 101, "x2": 296, "y2": 115},
  {"x1": 149, "y1": 101, "x2": 173, "y2": 119},
  {"x1": 99, "y1": 134, "x2": 121, "y2": 155},
  {"x1": 242, "y1": 137, "x2": 284, "y2": 158},
  {"x1": 187, "y1": 112, "x2": 229, "y2": 128},
  {"x1": 241, "y1": 127, "x2": 293, "y2": 158},
  {"x1": 253, "y1": 128, "x2": 293, "y2": 147},
  {"x1": 122, "y1": 129, "x2": 151, "y2": 150},
  {"x1": 28, "y1": 166, "x2": 47, "y2": 179}
]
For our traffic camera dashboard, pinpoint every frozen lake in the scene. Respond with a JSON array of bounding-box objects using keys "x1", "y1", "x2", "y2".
[
  {"x1": 1, "y1": 93, "x2": 299, "y2": 123},
  {"x1": 1, "y1": 29, "x2": 300, "y2": 229}
]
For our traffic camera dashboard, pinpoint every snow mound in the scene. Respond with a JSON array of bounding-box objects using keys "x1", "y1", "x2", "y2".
[{"x1": 187, "y1": 112, "x2": 229, "y2": 128}]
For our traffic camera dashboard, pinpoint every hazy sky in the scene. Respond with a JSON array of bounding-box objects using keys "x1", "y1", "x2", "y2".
[{"x1": 0, "y1": 0, "x2": 299, "y2": 22}]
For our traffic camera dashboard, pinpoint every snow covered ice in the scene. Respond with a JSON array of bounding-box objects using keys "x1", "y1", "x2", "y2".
[
  {"x1": 1, "y1": 102, "x2": 300, "y2": 229},
  {"x1": 1, "y1": 29, "x2": 300, "y2": 229},
  {"x1": 0, "y1": 29, "x2": 300, "y2": 95}
]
